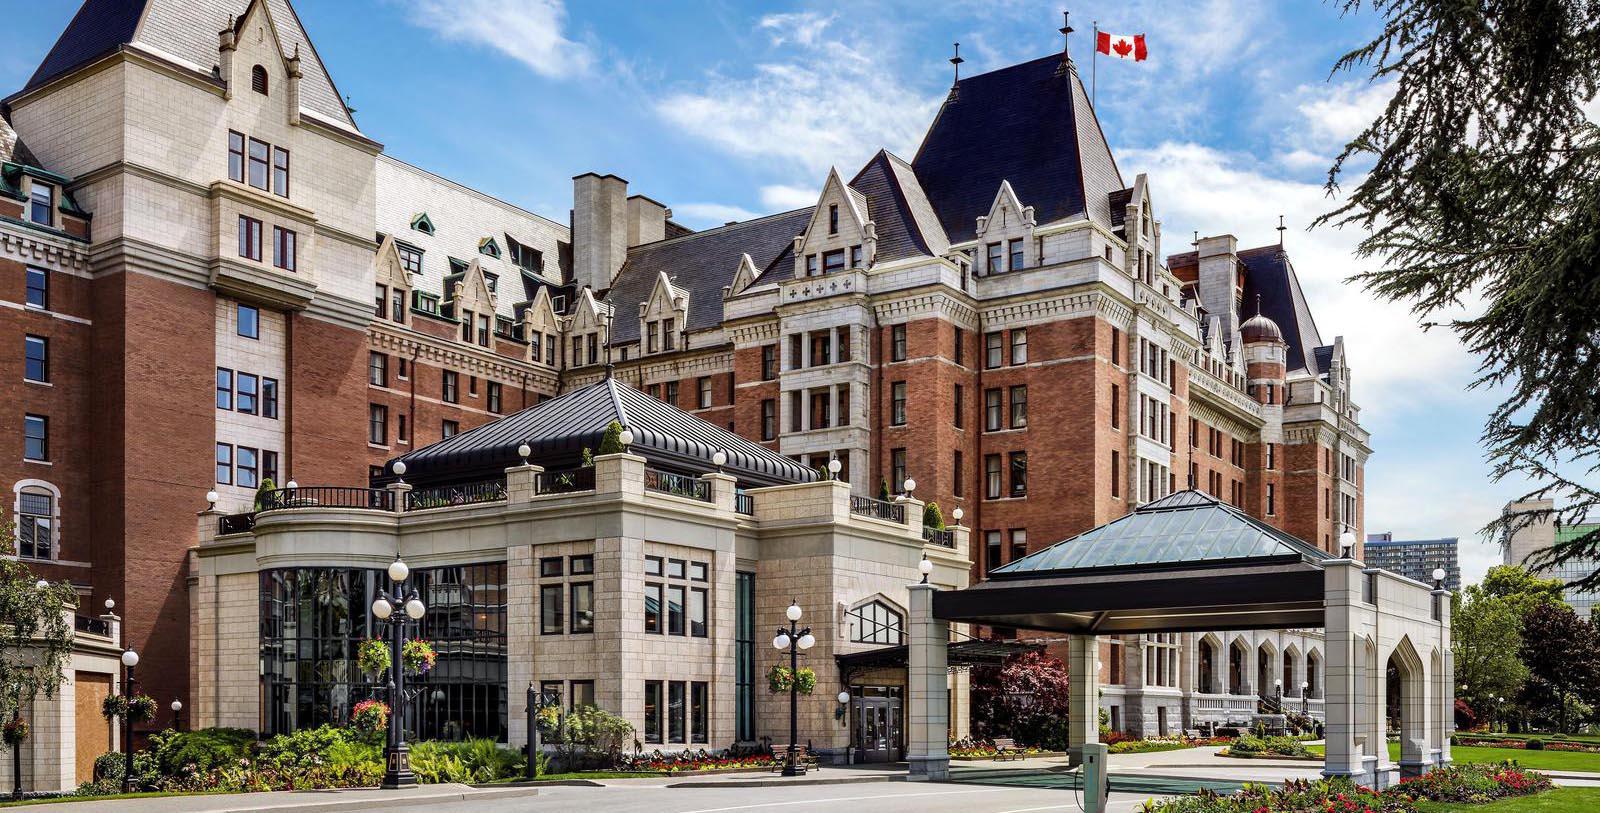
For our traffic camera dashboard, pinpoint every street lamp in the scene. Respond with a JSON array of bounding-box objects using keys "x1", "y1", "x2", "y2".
[
  {"x1": 1432, "y1": 567, "x2": 1447, "y2": 590},
  {"x1": 772, "y1": 600, "x2": 814, "y2": 776},
  {"x1": 951, "y1": 507, "x2": 963, "y2": 524},
  {"x1": 918, "y1": 555, "x2": 934, "y2": 585},
  {"x1": 171, "y1": 699, "x2": 183, "y2": 732},
  {"x1": 1300, "y1": 681, "x2": 1309, "y2": 714},
  {"x1": 119, "y1": 648, "x2": 139, "y2": 794},
  {"x1": 373, "y1": 555, "x2": 426, "y2": 789},
  {"x1": 827, "y1": 457, "x2": 842, "y2": 481},
  {"x1": 712, "y1": 449, "x2": 728, "y2": 472},
  {"x1": 1338, "y1": 532, "x2": 1356, "y2": 559}
]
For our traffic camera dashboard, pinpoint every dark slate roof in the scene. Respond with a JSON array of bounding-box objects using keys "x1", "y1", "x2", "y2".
[
  {"x1": 1108, "y1": 188, "x2": 1133, "y2": 229},
  {"x1": 16, "y1": 0, "x2": 359, "y2": 131},
  {"x1": 1312, "y1": 345, "x2": 1335, "y2": 377},
  {"x1": 0, "y1": 115, "x2": 37, "y2": 167},
  {"x1": 848, "y1": 150, "x2": 949, "y2": 262},
  {"x1": 603, "y1": 208, "x2": 812, "y2": 344},
  {"x1": 388, "y1": 377, "x2": 818, "y2": 488},
  {"x1": 912, "y1": 55, "x2": 1124, "y2": 243},
  {"x1": 1238, "y1": 246, "x2": 1324, "y2": 374},
  {"x1": 991, "y1": 490, "x2": 1331, "y2": 577}
]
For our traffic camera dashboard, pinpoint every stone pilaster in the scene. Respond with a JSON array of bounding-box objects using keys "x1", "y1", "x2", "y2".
[
  {"x1": 906, "y1": 583, "x2": 948, "y2": 780},
  {"x1": 1322, "y1": 557, "x2": 1368, "y2": 784},
  {"x1": 1067, "y1": 634, "x2": 1099, "y2": 765}
]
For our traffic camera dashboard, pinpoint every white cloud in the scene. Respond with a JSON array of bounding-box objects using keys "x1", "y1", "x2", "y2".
[
  {"x1": 758, "y1": 12, "x2": 835, "y2": 47},
  {"x1": 759, "y1": 184, "x2": 819, "y2": 211},
  {"x1": 671, "y1": 202, "x2": 763, "y2": 228},
  {"x1": 408, "y1": 0, "x2": 592, "y2": 79}
]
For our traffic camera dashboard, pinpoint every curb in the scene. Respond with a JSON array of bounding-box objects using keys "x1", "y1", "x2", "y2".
[
  {"x1": 666, "y1": 774, "x2": 900, "y2": 789},
  {"x1": 199, "y1": 786, "x2": 541, "y2": 813}
]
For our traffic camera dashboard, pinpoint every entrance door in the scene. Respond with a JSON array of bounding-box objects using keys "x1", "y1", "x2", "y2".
[
  {"x1": 75, "y1": 672, "x2": 113, "y2": 785},
  {"x1": 854, "y1": 697, "x2": 903, "y2": 762}
]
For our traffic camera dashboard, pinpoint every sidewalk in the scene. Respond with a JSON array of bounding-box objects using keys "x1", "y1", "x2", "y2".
[{"x1": 9, "y1": 783, "x2": 539, "y2": 813}]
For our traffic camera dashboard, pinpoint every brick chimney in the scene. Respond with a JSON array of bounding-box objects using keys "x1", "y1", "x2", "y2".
[
  {"x1": 627, "y1": 194, "x2": 670, "y2": 247},
  {"x1": 572, "y1": 173, "x2": 629, "y2": 291}
]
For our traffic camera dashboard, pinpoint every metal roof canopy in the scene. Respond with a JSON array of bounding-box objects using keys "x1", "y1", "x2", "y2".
[{"x1": 933, "y1": 491, "x2": 1333, "y2": 634}]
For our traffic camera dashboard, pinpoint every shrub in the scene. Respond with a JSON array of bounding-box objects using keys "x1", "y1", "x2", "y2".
[
  {"x1": 147, "y1": 727, "x2": 255, "y2": 774},
  {"x1": 598, "y1": 421, "x2": 625, "y2": 455},
  {"x1": 555, "y1": 705, "x2": 636, "y2": 769},
  {"x1": 1228, "y1": 734, "x2": 1310, "y2": 757},
  {"x1": 1525, "y1": 736, "x2": 1546, "y2": 750},
  {"x1": 1138, "y1": 764, "x2": 1551, "y2": 812},
  {"x1": 350, "y1": 700, "x2": 389, "y2": 736},
  {"x1": 1393, "y1": 762, "x2": 1551, "y2": 804},
  {"x1": 923, "y1": 502, "x2": 944, "y2": 529},
  {"x1": 411, "y1": 738, "x2": 523, "y2": 783}
]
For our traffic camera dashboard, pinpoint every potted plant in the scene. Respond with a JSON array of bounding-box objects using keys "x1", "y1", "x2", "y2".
[
  {"x1": 350, "y1": 699, "x2": 389, "y2": 735},
  {"x1": 402, "y1": 639, "x2": 437, "y2": 675},
  {"x1": 357, "y1": 639, "x2": 391, "y2": 678},
  {"x1": 126, "y1": 694, "x2": 158, "y2": 724}
]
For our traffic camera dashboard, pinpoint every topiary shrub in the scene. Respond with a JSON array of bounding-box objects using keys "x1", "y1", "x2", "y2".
[
  {"x1": 923, "y1": 501, "x2": 945, "y2": 529},
  {"x1": 1525, "y1": 736, "x2": 1546, "y2": 750},
  {"x1": 598, "y1": 421, "x2": 625, "y2": 455},
  {"x1": 878, "y1": 478, "x2": 891, "y2": 502},
  {"x1": 254, "y1": 478, "x2": 277, "y2": 511}
]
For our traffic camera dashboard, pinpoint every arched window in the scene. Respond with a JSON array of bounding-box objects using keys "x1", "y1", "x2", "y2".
[
  {"x1": 848, "y1": 600, "x2": 903, "y2": 645},
  {"x1": 251, "y1": 64, "x2": 268, "y2": 95},
  {"x1": 13, "y1": 481, "x2": 60, "y2": 560}
]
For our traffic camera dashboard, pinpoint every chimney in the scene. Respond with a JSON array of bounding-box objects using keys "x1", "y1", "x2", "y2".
[
  {"x1": 285, "y1": 46, "x2": 303, "y2": 125},
  {"x1": 626, "y1": 194, "x2": 669, "y2": 247},
  {"x1": 572, "y1": 173, "x2": 629, "y2": 292},
  {"x1": 218, "y1": 20, "x2": 237, "y2": 97},
  {"x1": 1196, "y1": 234, "x2": 1239, "y2": 343}
]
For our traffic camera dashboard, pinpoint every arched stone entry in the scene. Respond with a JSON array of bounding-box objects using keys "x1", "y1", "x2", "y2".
[
  {"x1": 1229, "y1": 638, "x2": 1249, "y2": 695},
  {"x1": 1198, "y1": 635, "x2": 1219, "y2": 694},
  {"x1": 1389, "y1": 636, "x2": 1429, "y2": 778},
  {"x1": 1306, "y1": 649, "x2": 1321, "y2": 698},
  {"x1": 1256, "y1": 641, "x2": 1278, "y2": 700},
  {"x1": 1283, "y1": 645, "x2": 1299, "y2": 698}
]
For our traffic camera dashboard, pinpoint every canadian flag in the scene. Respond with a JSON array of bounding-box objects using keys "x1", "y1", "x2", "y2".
[{"x1": 1096, "y1": 31, "x2": 1148, "y2": 61}]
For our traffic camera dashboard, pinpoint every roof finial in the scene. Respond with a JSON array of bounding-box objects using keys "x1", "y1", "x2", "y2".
[
  {"x1": 1255, "y1": 293, "x2": 1263, "y2": 317},
  {"x1": 605, "y1": 362, "x2": 615, "y2": 380},
  {"x1": 1276, "y1": 214, "x2": 1286, "y2": 247},
  {"x1": 950, "y1": 42, "x2": 964, "y2": 87},
  {"x1": 1192, "y1": 230, "x2": 1199, "y2": 247},
  {"x1": 1060, "y1": 11, "x2": 1074, "y2": 56}
]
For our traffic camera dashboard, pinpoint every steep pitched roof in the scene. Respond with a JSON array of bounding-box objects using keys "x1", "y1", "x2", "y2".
[
  {"x1": 388, "y1": 377, "x2": 818, "y2": 488},
  {"x1": 1238, "y1": 246, "x2": 1324, "y2": 374},
  {"x1": 0, "y1": 115, "x2": 37, "y2": 167},
  {"x1": 16, "y1": 0, "x2": 358, "y2": 131},
  {"x1": 603, "y1": 208, "x2": 812, "y2": 344},
  {"x1": 848, "y1": 150, "x2": 950, "y2": 262},
  {"x1": 912, "y1": 55, "x2": 1123, "y2": 243}
]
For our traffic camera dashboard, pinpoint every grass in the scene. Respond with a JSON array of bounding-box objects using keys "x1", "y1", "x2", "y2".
[
  {"x1": 1305, "y1": 743, "x2": 1600, "y2": 773},
  {"x1": 1414, "y1": 787, "x2": 1600, "y2": 812},
  {"x1": 0, "y1": 791, "x2": 217, "y2": 807}
]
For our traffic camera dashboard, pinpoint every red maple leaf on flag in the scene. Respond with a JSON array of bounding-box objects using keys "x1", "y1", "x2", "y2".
[{"x1": 1113, "y1": 39, "x2": 1133, "y2": 58}]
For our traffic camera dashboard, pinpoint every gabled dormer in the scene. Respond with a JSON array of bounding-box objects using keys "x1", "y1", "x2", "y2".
[
  {"x1": 479, "y1": 236, "x2": 501, "y2": 259},
  {"x1": 1120, "y1": 174, "x2": 1163, "y2": 286},
  {"x1": 568, "y1": 287, "x2": 612, "y2": 368},
  {"x1": 448, "y1": 258, "x2": 498, "y2": 348},
  {"x1": 411, "y1": 212, "x2": 436, "y2": 235},
  {"x1": 722, "y1": 253, "x2": 759, "y2": 300},
  {"x1": 792, "y1": 167, "x2": 873, "y2": 278},
  {"x1": 973, "y1": 180, "x2": 1036, "y2": 275},
  {"x1": 218, "y1": 0, "x2": 304, "y2": 125},
  {"x1": 638, "y1": 272, "x2": 687, "y2": 355},
  {"x1": 521, "y1": 287, "x2": 562, "y2": 367},
  {"x1": 371, "y1": 235, "x2": 414, "y2": 325}
]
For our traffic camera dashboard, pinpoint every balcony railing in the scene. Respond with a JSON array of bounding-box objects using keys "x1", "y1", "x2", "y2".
[
  {"x1": 644, "y1": 468, "x2": 711, "y2": 502},
  {"x1": 535, "y1": 467, "x2": 595, "y2": 495},
  {"x1": 735, "y1": 492, "x2": 755, "y2": 516},
  {"x1": 850, "y1": 496, "x2": 905, "y2": 524},
  {"x1": 74, "y1": 614, "x2": 110, "y2": 637},
  {"x1": 406, "y1": 478, "x2": 507, "y2": 510},
  {"x1": 218, "y1": 512, "x2": 257, "y2": 535},
  {"x1": 922, "y1": 527, "x2": 955, "y2": 548},
  {"x1": 259, "y1": 486, "x2": 394, "y2": 512}
]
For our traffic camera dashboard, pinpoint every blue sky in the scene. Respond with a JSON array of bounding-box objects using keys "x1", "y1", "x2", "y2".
[{"x1": 2, "y1": 1, "x2": 1530, "y2": 583}]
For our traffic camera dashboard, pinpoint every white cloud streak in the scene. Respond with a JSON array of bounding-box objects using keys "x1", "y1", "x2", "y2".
[
  {"x1": 408, "y1": 0, "x2": 593, "y2": 79},
  {"x1": 671, "y1": 202, "x2": 764, "y2": 229}
]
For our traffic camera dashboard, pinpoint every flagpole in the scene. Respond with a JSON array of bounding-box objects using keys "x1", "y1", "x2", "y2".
[{"x1": 1092, "y1": 21, "x2": 1098, "y2": 107}]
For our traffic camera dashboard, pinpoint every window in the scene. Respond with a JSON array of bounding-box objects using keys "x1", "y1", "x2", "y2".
[
  {"x1": 228, "y1": 131, "x2": 245, "y2": 183},
  {"x1": 668, "y1": 681, "x2": 686, "y2": 743},
  {"x1": 1011, "y1": 528, "x2": 1027, "y2": 561},
  {"x1": 1111, "y1": 384, "x2": 1122, "y2": 429},
  {"x1": 369, "y1": 404, "x2": 387, "y2": 445},
  {"x1": 761, "y1": 345, "x2": 778, "y2": 380},
  {"x1": 569, "y1": 555, "x2": 594, "y2": 576},
  {"x1": 375, "y1": 285, "x2": 388, "y2": 318},
  {"x1": 24, "y1": 335, "x2": 47, "y2": 383},
  {"x1": 985, "y1": 332, "x2": 1003, "y2": 368},
  {"x1": 24, "y1": 268, "x2": 47, "y2": 309},
  {"x1": 1010, "y1": 329, "x2": 1028, "y2": 365},
  {"x1": 216, "y1": 368, "x2": 233, "y2": 410},
  {"x1": 396, "y1": 413, "x2": 407, "y2": 443},
  {"x1": 237, "y1": 446, "x2": 259, "y2": 488},
  {"x1": 23, "y1": 414, "x2": 47, "y2": 462},
  {"x1": 822, "y1": 249, "x2": 845, "y2": 273},
  {"x1": 1111, "y1": 450, "x2": 1121, "y2": 498},
  {"x1": 272, "y1": 147, "x2": 290, "y2": 197},
  {"x1": 478, "y1": 315, "x2": 491, "y2": 347},
  {"x1": 644, "y1": 682, "x2": 662, "y2": 743},
  {"x1": 850, "y1": 244, "x2": 863, "y2": 268},
  {"x1": 953, "y1": 384, "x2": 964, "y2": 428},
  {"x1": 667, "y1": 585, "x2": 686, "y2": 635},
  {"x1": 1266, "y1": 443, "x2": 1276, "y2": 470},
  {"x1": 1010, "y1": 452, "x2": 1028, "y2": 496},
  {"x1": 488, "y1": 382, "x2": 503, "y2": 414},
  {"x1": 1008, "y1": 238, "x2": 1025, "y2": 271},
  {"x1": 262, "y1": 378, "x2": 278, "y2": 419},
  {"x1": 236, "y1": 373, "x2": 258, "y2": 414},
  {"x1": 1010, "y1": 385, "x2": 1028, "y2": 428},
  {"x1": 761, "y1": 399, "x2": 776, "y2": 441},
  {"x1": 442, "y1": 371, "x2": 458, "y2": 403},
  {"x1": 690, "y1": 588, "x2": 708, "y2": 637},
  {"x1": 850, "y1": 600, "x2": 903, "y2": 644},
  {"x1": 442, "y1": 420, "x2": 459, "y2": 438},
  {"x1": 985, "y1": 454, "x2": 1001, "y2": 499},
  {"x1": 238, "y1": 215, "x2": 262, "y2": 261},
  {"x1": 571, "y1": 680, "x2": 595, "y2": 710},
  {"x1": 214, "y1": 442, "x2": 232, "y2": 484},
  {"x1": 828, "y1": 203, "x2": 839, "y2": 234},
  {"x1": 986, "y1": 242, "x2": 1003, "y2": 274},
  {"x1": 541, "y1": 557, "x2": 564, "y2": 578},
  {"x1": 28, "y1": 182, "x2": 52, "y2": 227},
  {"x1": 644, "y1": 583, "x2": 662, "y2": 633},
  {"x1": 248, "y1": 138, "x2": 270, "y2": 190},
  {"x1": 272, "y1": 227, "x2": 296, "y2": 271},
  {"x1": 369, "y1": 353, "x2": 388, "y2": 387},
  {"x1": 17, "y1": 490, "x2": 53, "y2": 560},
  {"x1": 890, "y1": 381, "x2": 907, "y2": 425},
  {"x1": 891, "y1": 324, "x2": 907, "y2": 361},
  {"x1": 698, "y1": 377, "x2": 713, "y2": 409},
  {"x1": 541, "y1": 585, "x2": 563, "y2": 634},
  {"x1": 251, "y1": 64, "x2": 268, "y2": 94},
  {"x1": 810, "y1": 389, "x2": 831, "y2": 429},
  {"x1": 788, "y1": 391, "x2": 801, "y2": 433},
  {"x1": 805, "y1": 254, "x2": 818, "y2": 276},
  {"x1": 735, "y1": 572, "x2": 755, "y2": 740},
  {"x1": 691, "y1": 682, "x2": 708, "y2": 743},
  {"x1": 661, "y1": 318, "x2": 676, "y2": 351},
  {"x1": 1267, "y1": 483, "x2": 1277, "y2": 515},
  {"x1": 985, "y1": 530, "x2": 1002, "y2": 573},
  {"x1": 954, "y1": 327, "x2": 966, "y2": 366},
  {"x1": 984, "y1": 389, "x2": 1002, "y2": 431},
  {"x1": 891, "y1": 448, "x2": 907, "y2": 492},
  {"x1": 953, "y1": 451, "x2": 964, "y2": 497},
  {"x1": 570, "y1": 583, "x2": 594, "y2": 633}
]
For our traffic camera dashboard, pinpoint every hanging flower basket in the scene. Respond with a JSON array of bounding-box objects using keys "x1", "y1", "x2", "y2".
[
  {"x1": 127, "y1": 694, "x2": 158, "y2": 724},
  {"x1": 357, "y1": 639, "x2": 391, "y2": 678},
  {"x1": 766, "y1": 665, "x2": 816, "y2": 695},
  {"x1": 101, "y1": 694, "x2": 128, "y2": 720},
  {"x1": 402, "y1": 639, "x2": 437, "y2": 675},
  {"x1": 351, "y1": 699, "x2": 389, "y2": 735},
  {"x1": 3, "y1": 718, "x2": 29, "y2": 746}
]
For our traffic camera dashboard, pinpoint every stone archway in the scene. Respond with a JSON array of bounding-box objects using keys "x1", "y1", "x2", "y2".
[
  {"x1": 1257, "y1": 640, "x2": 1278, "y2": 701},
  {"x1": 1197, "y1": 633, "x2": 1222, "y2": 693},
  {"x1": 1283, "y1": 644, "x2": 1301, "y2": 698},
  {"x1": 1229, "y1": 637, "x2": 1250, "y2": 695},
  {"x1": 1306, "y1": 649, "x2": 1321, "y2": 698},
  {"x1": 1388, "y1": 636, "x2": 1429, "y2": 778}
]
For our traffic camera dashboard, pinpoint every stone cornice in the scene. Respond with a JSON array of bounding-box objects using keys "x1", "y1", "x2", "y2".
[
  {"x1": 370, "y1": 323, "x2": 558, "y2": 387},
  {"x1": 1190, "y1": 366, "x2": 1263, "y2": 425},
  {"x1": 0, "y1": 224, "x2": 90, "y2": 273}
]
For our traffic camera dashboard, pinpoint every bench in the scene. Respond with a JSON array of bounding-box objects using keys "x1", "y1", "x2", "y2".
[
  {"x1": 993, "y1": 737, "x2": 1027, "y2": 761},
  {"x1": 770, "y1": 744, "x2": 817, "y2": 773}
]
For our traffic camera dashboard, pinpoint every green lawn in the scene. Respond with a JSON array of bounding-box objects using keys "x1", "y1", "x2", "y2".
[
  {"x1": 0, "y1": 791, "x2": 217, "y2": 808},
  {"x1": 1415, "y1": 787, "x2": 1600, "y2": 812},
  {"x1": 1306, "y1": 743, "x2": 1600, "y2": 773}
]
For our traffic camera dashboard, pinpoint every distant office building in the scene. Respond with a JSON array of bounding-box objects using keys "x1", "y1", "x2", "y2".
[
  {"x1": 1502, "y1": 499, "x2": 1600, "y2": 615},
  {"x1": 1365, "y1": 532, "x2": 1461, "y2": 592}
]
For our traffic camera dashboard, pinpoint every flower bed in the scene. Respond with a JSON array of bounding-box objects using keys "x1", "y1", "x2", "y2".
[
  {"x1": 1452, "y1": 732, "x2": 1600, "y2": 753},
  {"x1": 615, "y1": 749, "x2": 779, "y2": 773},
  {"x1": 1109, "y1": 737, "x2": 1199, "y2": 754},
  {"x1": 947, "y1": 737, "x2": 1044, "y2": 759},
  {"x1": 1219, "y1": 734, "x2": 1315, "y2": 759},
  {"x1": 1138, "y1": 763, "x2": 1551, "y2": 812}
]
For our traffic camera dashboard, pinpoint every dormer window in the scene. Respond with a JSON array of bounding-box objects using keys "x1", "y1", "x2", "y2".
[
  {"x1": 251, "y1": 65, "x2": 268, "y2": 95},
  {"x1": 828, "y1": 204, "x2": 839, "y2": 235},
  {"x1": 479, "y1": 237, "x2": 501, "y2": 258},
  {"x1": 850, "y1": 245, "x2": 863, "y2": 268},
  {"x1": 822, "y1": 249, "x2": 845, "y2": 274},
  {"x1": 411, "y1": 213, "x2": 436, "y2": 235},
  {"x1": 805, "y1": 254, "x2": 818, "y2": 276},
  {"x1": 28, "y1": 182, "x2": 52, "y2": 227}
]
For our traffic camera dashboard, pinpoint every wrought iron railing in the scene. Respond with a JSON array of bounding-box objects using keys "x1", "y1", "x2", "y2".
[
  {"x1": 218, "y1": 512, "x2": 257, "y2": 535},
  {"x1": 850, "y1": 496, "x2": 905, "y2": 523},
  {"x1": 75, "y1": 614, "x2": 111, "y2": 637},
  {"x1": 258, "y1": 486, "x2": 394, "y2": 512},
  {"x1": 405, "y1": 478, "x2": 507, "y2": 510},
  {"x1": 922, "y1": 527, "x2": 955, "y2": 547},
  {"x1": 735, "y1": 492, "x2": 755, "y2": 516},
  {"x1": 644, "y1": 468, "x2": 711, "y2": 502},
  {"x1": 535, "y1": 467, "x2": 595, "y2": 495}
]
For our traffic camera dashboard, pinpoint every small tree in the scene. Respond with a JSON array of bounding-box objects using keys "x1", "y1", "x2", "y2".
[
  {"x1": 1519, "y1": 601, "x2": 1600, "y2": 733},
  {"x1": 877, "y1": 478, "x2": 891, "y2": 503},
  {"x1": 922, "y1": 501, "x2": 944, "y2": 530},
  {"x1": 580, "y1": 447, "x2": 594, "y2": 467},
  {"x1": 253, "y1": 477, "x2": 277, "y2": 511},
  {"x1": 597, "y1": 421, "x2": 626, "y2": 455},
  {"x1": 0, "y1": 529, "x2": 75, "y2": 761}
]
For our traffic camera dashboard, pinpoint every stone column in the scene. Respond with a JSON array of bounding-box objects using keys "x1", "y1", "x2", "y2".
[
  {"x1": 906, "y1": 583, "x2": 949, "y2": 780},
  {"x1": 703, "y1": 472, "x2": 737, "y2": 513},
  {"x1": 505, "y1": 463, "x2": 544, "y2": 503},
  {"x1": 1068, "y1": 634, "x2": 1099, "y2": 765},
  {"x1": 1434, "y1": 586, "x2": 1454, "y2": 767},
  {"x1": 1322, "y1": 558, "x2": 1367, "y2": 784}
]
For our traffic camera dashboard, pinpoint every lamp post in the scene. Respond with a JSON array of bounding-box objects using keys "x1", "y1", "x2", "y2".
[
  {"x1": 827, "y1": 457, "x2": 842, "y2": 481},
  {"x1": 372, "y1": 555, "x2": 426, "y2": 789},
  {"x1": 170, "y1": 699, "x2": 183, "y2": 732},
  {"x1": 1300, "y1": 681, "x2": 1309, "y2": 715},
  {"x1": 1274, "y1": 677, "x2": 1283, "y2": 711},
  {"x1": 772, "y1": 601, "x2": 815, "y2": 776},
  {"x1": 119, "y1": 648, "x2": 139, "y2": 794},
  {"x1": 524, "y1": 683, "x2": 562, "y2": 779}
]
